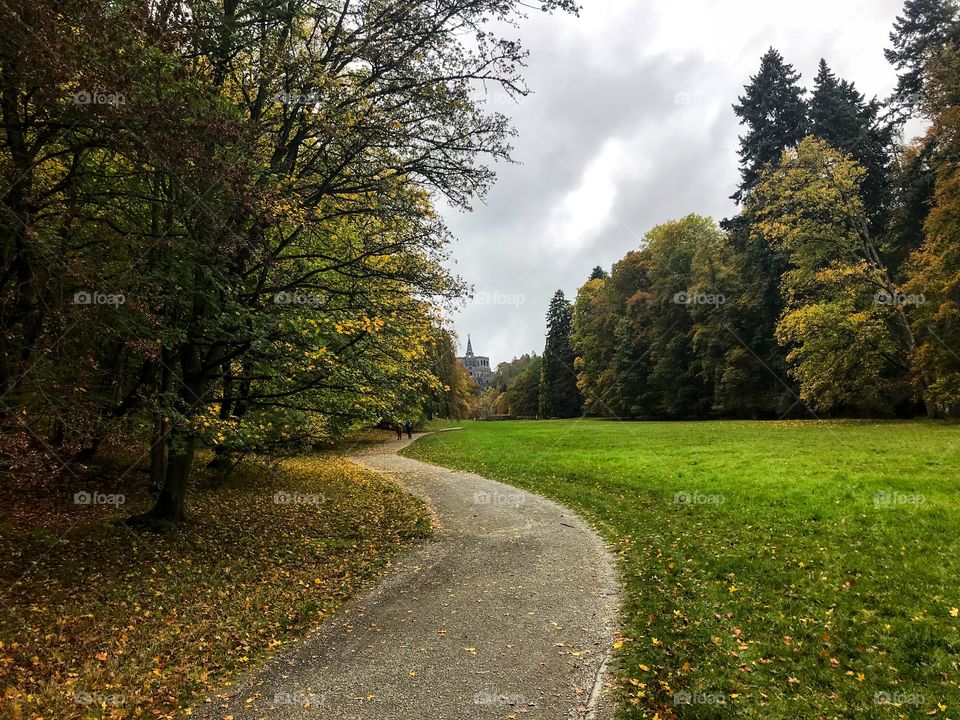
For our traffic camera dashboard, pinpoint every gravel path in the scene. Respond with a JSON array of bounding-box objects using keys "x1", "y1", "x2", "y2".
[{"x1": 194, "y1": 436, "x2": 620, "y2": 719}]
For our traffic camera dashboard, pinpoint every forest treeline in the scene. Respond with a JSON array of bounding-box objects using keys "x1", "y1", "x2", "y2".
[
  {"x1": 487, "y1": 0, "x2": 960, "y2": 421},
  {"x1": 0, "y1": 0, "x2": 577, "y2": 521}
]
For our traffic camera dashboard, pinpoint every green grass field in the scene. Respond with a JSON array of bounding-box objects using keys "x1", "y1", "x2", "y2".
[{"x1": 404, "y1": 419, "x2": 960, "y2": 719}]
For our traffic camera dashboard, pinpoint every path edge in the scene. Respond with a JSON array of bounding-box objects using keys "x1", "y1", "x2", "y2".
[{"x1": 395, "y1": 431, "x2": 624, "y2": 720}]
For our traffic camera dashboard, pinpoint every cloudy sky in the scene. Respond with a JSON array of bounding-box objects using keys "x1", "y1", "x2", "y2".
[{"x1": 441, "y1": 0, "x2": 909, "y2": 366}]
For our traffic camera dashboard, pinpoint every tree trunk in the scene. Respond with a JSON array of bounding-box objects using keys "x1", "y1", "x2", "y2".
[
  {"x1": 131, "y1": 345, "x2": 202, "y2": 526},
  {"x1": 149, "y1": 354, "x2": 172, "y2": 490},
  {"x1": 860, "y1": 224, "x2": 936, "y2": 418},
  {"x1": 142, "y1": 430, "x2": 195, "y2": 523},
  {"x1": 149, "y1": 415, "x2": 169, "y2": 492},
  {"x1": 207, "y1": 445, "x2": 234, "y2": 481}
]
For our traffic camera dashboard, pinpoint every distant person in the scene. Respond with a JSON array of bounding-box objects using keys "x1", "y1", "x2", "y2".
[
  {"x1": 396, "y1": 424, "x2": 402, "y2": 441},
  {"x1": 404, "y1": 420, "x2": 413, "y2": 439}
]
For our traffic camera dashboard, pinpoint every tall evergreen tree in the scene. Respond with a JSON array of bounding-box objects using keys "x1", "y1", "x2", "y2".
[
  {"x1": 714, "y1": 49, "x2": 807, "y2": 415},
  {"x1": 539, "y1": 290, "x2": 581, "y2": 418},
  {"x1": 589, "y1": 265, "x2": 608, "y2": 280},
  {"x1": 809, "y1": 59, "x2": 893, "y2": 234},
  {"x1": 885, "y1": 0, "x2": 960, "y2": 119},
  {"x1": 732, "y1": 48, "x2": 808, "y2": 202},
  {"x1": 884, "y1": 1, "x2": 959, "y2": 273},
  {"x1": 904, "y1": 44, "x2": 960, "y2": 415}
]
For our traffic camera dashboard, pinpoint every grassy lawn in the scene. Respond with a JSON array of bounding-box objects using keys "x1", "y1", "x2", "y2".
[
  {"x1": 404, "y1": 419, "x2": 960, "y2": 719},
  {"x1": 419, "y1": 418, "x2": 465, "y2": 432},
  {"x1": 0, "y1": 442, "x2": 430, "y2": 719}
]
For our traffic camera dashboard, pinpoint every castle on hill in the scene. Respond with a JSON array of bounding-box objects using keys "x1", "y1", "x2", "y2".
[{"x1": 458, "y1": 335, "x2": 492, "y2": 389}]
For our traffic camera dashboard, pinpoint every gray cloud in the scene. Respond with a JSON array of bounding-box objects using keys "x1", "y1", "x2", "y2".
[{"x1": 443, "y1": 0, "x2": 907, "y2": 366}]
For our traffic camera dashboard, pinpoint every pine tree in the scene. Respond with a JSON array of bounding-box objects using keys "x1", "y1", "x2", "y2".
[
  {"x1": 589, "y1": 265, "x2": 608, "y2": 280},
  {"x1": 809, "y1": 59, "x2": 892, "y2": 234},
  {"x1": 539, "y1": 290, "x2": 581, "y2": 418},
  {"x1": 732, "y1": 48, "x2": 808, "y2": 202},
  {"x1": 716, "y1": 50, "x2": 807, "y2": 415},
  {"x1": 885, "y1": 0, "x2": 960, "y2": 119},
  {"x1": 809, "y1": 60, "x2": 860, "y2": 144}
]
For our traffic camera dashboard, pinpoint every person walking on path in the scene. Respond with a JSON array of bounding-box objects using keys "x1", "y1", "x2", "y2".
[
  {"x1": 404, "y1": 420, "x2": 413, "y2": 439},
  {"x1": 395, "y1": 424, "x2": 403, "y2": 441}
]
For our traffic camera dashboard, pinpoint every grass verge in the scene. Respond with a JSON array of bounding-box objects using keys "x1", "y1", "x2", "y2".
[
  {"x1": 403, "y1": 419, "x2": 960, "y2": 719},
  {"x1": 0, "y1": 449, "x2": 430, "y2": 719}
]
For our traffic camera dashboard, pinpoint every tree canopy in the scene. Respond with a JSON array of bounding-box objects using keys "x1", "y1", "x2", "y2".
[{"x1": 0, "y1": 0, "x2": 577, "y2": 521}]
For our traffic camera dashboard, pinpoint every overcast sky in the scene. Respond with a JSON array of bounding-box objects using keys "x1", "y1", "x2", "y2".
[{"x1": 441, "y1": 0, "x2": 909, "y2": 366}]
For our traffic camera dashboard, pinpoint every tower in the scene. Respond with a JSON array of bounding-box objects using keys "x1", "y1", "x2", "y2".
[{"x1": 457, "y1": 335, "x2": 491, "y2": 388}]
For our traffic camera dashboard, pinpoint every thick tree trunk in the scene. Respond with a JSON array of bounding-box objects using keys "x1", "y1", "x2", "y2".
[
  {"x1": 131, "y1": 345, "x2": 203, "y2": 526},
  {"x1": 149, "y1": 415, "x2": 169, "y2": 492},
  {"x1": 142, "y1": 430, "x2": 195, "y2": 523},
  {"x1": 149, "y1": 355, "x2": 172, "y2": 491}
]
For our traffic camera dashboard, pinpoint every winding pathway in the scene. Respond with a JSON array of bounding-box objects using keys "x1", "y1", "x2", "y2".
[{"x1": 195, "y1": 435, "x2": 620, "y2": 719}]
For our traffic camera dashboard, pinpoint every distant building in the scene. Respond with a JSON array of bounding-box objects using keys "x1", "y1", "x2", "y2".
[{"x1": 458, "y1": 335, "x2": 492, "y2": 389}]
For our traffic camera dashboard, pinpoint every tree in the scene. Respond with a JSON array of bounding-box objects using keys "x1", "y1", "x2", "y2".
[
  {"x1": 468, "y1": 388, "x2": 505, "y2": 420},
  {"x1": 718, "y1": 49, "x2": 809, "y2": 415},
  {"x1": 750, "y1": 136, "x2": 931, "y2": 415},
  {"x1": 502, "y1": 356, "x2": 543, "y2": 417},
  {"x1": 732, "y1": 48, "x2": 808, "y2": 202},
  {"x1": 886, "y1": 0, "x2": 960, "y2": 119},
  {"x1": 904, "y1": 45, "x2": 960, "y2": 414},
  {"x1": 641, "y1": 216, "x2": 718, "y2": 418},
  {"x1": 490, "y1": 354, "x2": 536, "y2": 393},
  {"x1": 809, "y1": 59, "x2": 892, "y2": 234},
  {"x1": 539, "y1": 290, "x2": 581, "y2": 418},
  {"x1": 571, "y1": 276, "x2": 619, "y2": 416},
  {"x1": 423, "y1": 327, "x2": 474, "y2": 420},
  {"x1": 0, "y1": 0, "x2": 580, "y2": 524},
  {"x1": 705, "y1": 215, "x2": 796, "y2": 417},
  {"x1": 685, "y1": 222, "x2": 761, "y2": 417},
  {"x1": 606, "y1": 250, "x2": 657, "y2": 417},
  {"x1": 886, "y1": 142, "x2": 938, "y2": 270},
  {"x1": 881, "y1": 0, "x2": 957, "y2": 287},
  {"x1": 572, "y1": 218, "x2": 723, "y2": 420}
]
